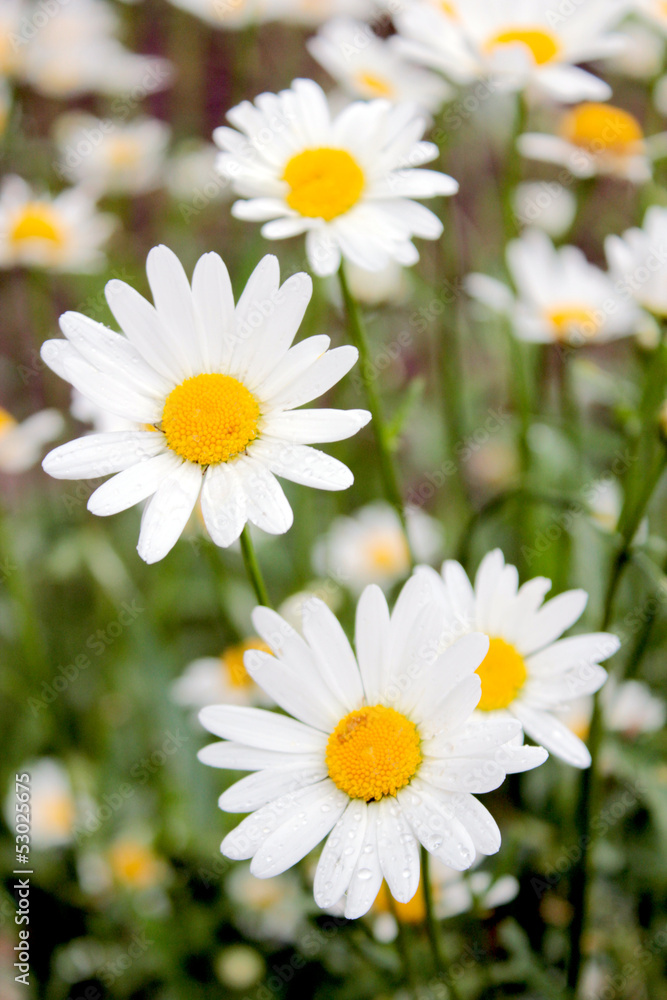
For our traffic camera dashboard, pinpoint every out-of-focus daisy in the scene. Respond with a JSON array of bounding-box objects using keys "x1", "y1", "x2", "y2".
[
  {"x1": 518, "y1": 103, "x2": 654, "y2": 184},
  {"x1": 601, "y1": 679, "x2": 666, "y2": 737},
  {"x1": 312, "y1": 501, "x2": 442, "y2": 594},
  {"x1": 227, "y1": 864, "x2": 308, "y2": 942},
  {"x1": 6, "y1": 759, "x2": 76, "y2": 849},
  {"x1": 277, "y1": 582, "x2": 343, "y2": 633},
  {"x1": 605, "y1": 207, "x2": 667, "y2": 317},
  {"x1": 466, "y1": 439, "x2": 520, "y2": 493},
  {"x1": 20, "y1": 0, "x2": 172, "y2": 99},
  {"x1": 466, "y1": 228, "x2": 642, "y2": 346},
  {"x1": 512, "y1": 181, "x2": 576, "y2": 238},
  {"x1": 587, "y1": 477, "x2": 623, "y2": 534},
  {"x1": 216, "y1": 946, "x2": 265, "y2": 991},
  {"x1": 417, "y1": 549, "x2": 619, "y2": 767},
  {"x1": 198, "y1": 577, "x2": 546, "y2": 917},
  {"x1": 0, "y1": 406, "x2": 63, "y2": 473},
  {"x1": 108, "y1": 837, "x2": 168, "y2": 890},
  {"x1": 214, "y1": 78, "x2": 458, "y2": 277},
  {"x1": 164, "y1": 0, "x2": 267, "y2": 28},
  {"x1": 333, "y1": 259, "x2": 411, "y2": 307},
  {"x1": 165, "y1": 140, "x2": 230, "y2": 206},
  {"x1": 41, "y1": 247, "x2": 370, "y2": 563},
  {"x1": 606, "y1": 20, "x2": 665, "y2": 79},
  {"x1": 370, "y1": 861, "x2": 519, "y2": 941},
  {"x1": 0, "y1": 175, "x2": 116, "y2": 272},
  {"x1": 55, "y1": 114, "x2": 170, "y2": 196},
  {"x1": 634, "y1": 0, "x2": 667, "y2": 34},
  {"x1": 171, "y1": 637, "x2": 272, "y2": 709},
  {"x1": 71, "y1": 388, "x2": 135, "y2": 434},
  {"x1": 307, "y1": 18, "x2": 452, "y2": 112},
  {"x1": 395, "y1": 0, "x2": 626, "y2": 103},
  {"x1": 270, "y1": 0, "x2": 378, "y2": 27},
  {"x1": 0, "y1": 0, "x2": 27, "y2": 78}
]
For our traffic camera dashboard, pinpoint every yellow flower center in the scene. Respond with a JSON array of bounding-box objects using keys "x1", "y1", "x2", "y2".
[
  {"x1": 221, "y1": 638, "x2": 271, "y2": 689},
  {"x1": 485, "y1": 27, "x2": 561, "y2": 66},
  {"x1": 283, "y1": 148, "x2": 365, "y2": 221},
  {"x1": 40, "y1": 794, "x2": 75, "y2": 835},
  {"x1": 10, "y1": 203, "x2": 65, "y2": 248},
  {"x1": 560, "y1": 104, "x2": 644, "y2": 156},
  {"x1": 0, "y1": 407, "x2": 17, "y2": 437},
  {"x1": 354, "y1": 71, "x2": 395, "y2": 98},
  {"x1": 438, "y1": 1, "x2": 456, "y2": 15},
  {"x1": 364, "y1": 532, "x2": 410, "y2": 575},
  {"x1": 546, "y1": 305, "x2": 600, "y2": 341},
  {"x1": 326, "y1": 705, "x2": 422, "y2": 802},
  {"x1": 107, "y1": 136, "x2": 142, "y2": 169},
  {"x1": 476, "y1": 637, "x2": 527, "y2": 711},
  {"x1": 109, "y1": 840, "x2": 161, "y2": 888},
  {"x1": 162, "y1": 373, "x2": 260, "y2": 466},
  {"x1": 375, "y1": 877, "x2": 425, "y2": 923}
]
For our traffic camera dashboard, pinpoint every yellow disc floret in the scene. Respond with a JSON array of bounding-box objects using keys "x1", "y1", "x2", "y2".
[
  {"x1": 560, "y1": 103, "x2": 644, "y2": 156},
  {"x1": 326, "y1": 705, "x2": 422, "y2": 802},
  {"x1": 10, "y1": 203, "x2": 65, "y2": 248},
  {"x1": 221, "y1": 638, "x2": 272, "y2": 689},
  {"x1": 476, "y1": 638, "x2": 527, "y2": 711},
  {"x1": 485, "y1": 27, "x2": 560, "y2": 66},
  {"x1": 546, "y1": 305, "x2": 601, "y2": 342},
  {"x1": 355, "y1": 72, "x2": 395, "y2": 99},
  {"x1": 0, "y1": 407, "x2": 17, "y2": 437},
  {"x1": 162, "y1": 373, "x2": 260, "y2": 467},
  {"x1": 283, "y1": 147, "x2": 365, "y2": 221}
]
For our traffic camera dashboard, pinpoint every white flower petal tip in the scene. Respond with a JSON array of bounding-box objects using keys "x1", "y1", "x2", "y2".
[
  {"x1": 215, "y1": 79, "x2": 458, "y2": 275},
  {"x1": 198, "y1": 576, "x2": 549, "y2": 913},
  {"x1": 38, "y1": 245, "x2": 368, "y2": 562}
]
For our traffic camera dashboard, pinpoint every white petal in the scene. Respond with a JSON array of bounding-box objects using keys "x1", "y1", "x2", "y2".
[
  {"x1": 218, "y1": 760, "x2": 328, "y2": 813},
  {"x1": 314, "y1": 799, "x2": 368, "y2": 909},
  {"x1": 42, "y1": 431, "x2": 164, "y2": 479},
  {"x1": 88, "y1": 451, "x2": 181, "y2": 516},
  {"x1": 191, "y1": 251, "x2": 236, "y2": 374},
  {"x1": 411, "y1": 638, "x2": 486, "y2": 730},
  {"x1": 250, "y1": 780, "x2": 347, "y2": 878},
  {"x1": 301, "y1": 598, "x2": 365, "y2": 712},
  {"x1": 136, "y1": 460, "x2": 202, "y2": 563},
  {"x1": 306, "y1": 227, "x2": 341, "y2": 277},
  {"x1": 344, "y1": 802, "x2": 384, "y2": 918},
  {"x1": 263, "y1": 345, "x2": 359, "y2": 410},
  {"x1": 200, "y1": 464, "x2": 247, "y2": 548},
  {"x1": 237, "y1": 456, "x2": 294, "y2": 535},
  {"x1": 398, "y1": 780, "x2": 475, "y2": 870},
  {"x1": 199, "y1": 705, "x2": 326, "y2": 753},
  {"x1": 512, "y1": 703, "x2": 591, "y2": 768},
  {"x1": 263, "y1": 409, "x2": 370, "y2": 444},
  {"x1": 146, "y1": 244, "x2": 203, "y2": 375},
  {"x1": 527, "y1": 633, "x2": 620, "y2": 675},
  {"x1": 439, "y1": 791, "x2": 501, "y2": 856},
  {"x1": 418, "y1": 755, "x2": 505, "y2": 794},
  {"x1": 425, "y1": 716, "x2": 521, "y2": 758},
  {"x1": 244, "y1": 649, "x2": 339, "y2": 731},
  {"x1": 251, "y1": 440, "x2": 354, "y2": 491},
  {"x1": 198, "y1": 741, "x2": 311, "y2": 771},
  {"x1": 376, "y1": 797, "x2": 420, "y2": 904},
  {"x1": 474, "y1": 549, "x2": 505, "y2": 633},
  {"x1": 355, "y1": 585, "x2": 391, "y2": 705},
  {"x1": 105, "y1": 278, "x2": 183, "y2": 383},
  {"x1": 517, "y1": 590, "x2": 588, "y2": 656},
  {"x1": 242, "y1": 271, "x2": 313, "y2": 388}
]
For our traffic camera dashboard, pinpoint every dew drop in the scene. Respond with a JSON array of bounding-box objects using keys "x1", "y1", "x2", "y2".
[{"x1": 357, "y1": 868, "x2": 373, "y2": 880}]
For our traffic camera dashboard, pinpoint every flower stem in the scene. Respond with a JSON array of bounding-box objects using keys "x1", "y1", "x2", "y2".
[
  {"x1": 422, "y1": 847, "x2": 463, "y2": 1000},
  {"x1": 239, "y1": 526, "x2": 271, "y2": 608},
  {"x1": 386, "y1": 892, "x2": 419, "y2": 996},
  {"x1": 338, "y1": 263, "x2": 410, "y2": 538}
]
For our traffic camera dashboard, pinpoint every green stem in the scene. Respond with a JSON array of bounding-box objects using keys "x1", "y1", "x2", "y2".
[
  {"x1": 239, "y1": 526, "x2": 271, "y2": 608},
  {"x1": 422, "y1": 847, "x2": 463, "y2": 1000},
  {"x1": 500, "y1": 93, "x2": 528, "y2": 239},
  {"x1": 338, "y1": 263, "x2": 410, "y2": 538},
  {"x1": 386, "y1": 892, "x2": 419, "y2": 996},
  {"x1": 0, "y1": 505, "x2": 48, "y2": 676}
]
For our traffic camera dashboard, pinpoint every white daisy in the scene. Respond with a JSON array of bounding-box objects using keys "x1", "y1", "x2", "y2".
[
  {"x1": 227, "y1": 864, "x2": 308, "y2": 943},
  {"x1": 605, "y1": 206, "x2": 667, "y2": 317},
  {"x1": 395, "y1": 0, "x2": 627, "y2": 103},
  {"x1": 165, "y1": 140, "x2": 230, "y2": 206},
  {"x1": 512, "y1": 181, "x2": 576, "y2": 238},
  {"x1": 601, "y1": 678, "x2": 666, "y2": 737},
  {"x1": 417, "y1": 549, "x2": 620, "y2": 768},
  {"x1": 214, "y1": 78, "x2": 458, "y2": 277},
  {"x1": 0, "y1": 175, "x2": 116, "y2": 272},
  {"x1": 55, "y1": 114, "x2": 171, "y2": 196},
  {"x1": 331, "y1": 258, "x2": 411, "y2": 307},
  {"x1": 606, "y1": 19, "x2": 665, "y2": 79},
  {"x1": 466, "y1": 228, "x2": 642, "y2": 346},
  {"x1": 171, "y1": 637, "x2": 273, "y2": 710},
  {"x1": 0, "y1": 405, "x2": 63, "y2": 474},
  {"x1": 518, "y1": 102, "x2": 653, "y2": 184},
  {"x1": 307, "y1": 18, "x2": 452, "y2": 112},
  {"x1": 6, "y1": 759, "x2": 76, "y2": 849},
  {"x1": 0, "y1": 0, "x2": 28, "y2": 79},
  {"x1": 40, "y1": 246, "x2": 370, "y2": 564},
  {"x1": 198, "y1": 576, "x2": 547, "y2": 917},
  {"x1": 312, "y1": 501, "x2": 443, "y2": 594}
]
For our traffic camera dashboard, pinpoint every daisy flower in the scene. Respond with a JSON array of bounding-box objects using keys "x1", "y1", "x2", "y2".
[
  {"x1": 518, "y1": 103, "x2": 653, "y2": 184},
  {"x1": 395, "y1": 0, "x2": 627, "y2": 103},
  {"x1": 312, "y1": 501, "x2": 442, "y2": 595},
  {"x1": 171, "y1": 638, "x2": 272, "y2": 709},
  {"x1": 512, "y1": 181, "x2": 577, "y2": 238},
  {"x1": 605, "y1": 20, "x2": 665, "y2": 80},
  {"x1": 605, "y1": 206, "x2": 667, "y2": 317},
  {"x1": 0, "y1": 175, "x2": 116, "y2": 272},
  {"x1": 417, "y1": 549, "x2": 620, "y2": 767},
  {"x1": 466, "y1": 228, "x2": 641, "y2": 346},
  {"x1": 306, "y1": 18, "x2": 452, "y2": 112},
  {"x1": 227, "y1": 864, "x2": 308, "y2": 943},
  {"x1": 198, "y1": 576, "x2": 547, "y2": 917},
  {"x1": 0, "y1": 406, "x2": 63, "y2": 474},
  {"x1": 331, "y1": 258, "x2": 411, "y2": 307},
  {"x1": 6, "y1": 759, "x2": 77, "y2": 849},
  {"x1": 0, "y1": 0, "x2": 27, "y2": 79},
  {"x1": 214, "y1": 78, "x2": 458, "y2": 277},
  {"x1": 55, "y1": 114, "x2": 171, "y2": 197},
  {"x1": 601, "y1": 678, "x2": 666, "y2": 737},
  {"x1": 41, "y1": 246, "x2": 370, "y2": 564}
]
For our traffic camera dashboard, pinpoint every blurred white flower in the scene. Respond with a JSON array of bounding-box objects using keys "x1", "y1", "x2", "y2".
[
  {"x1": 55, "y1": 114, "x2": 171, "y2": 196},
  {"x1": 335, "y1": 258, "x2": 411, "y2": 307},
  {"x1": 518, "y1": 103, "x2": 653, "y2": 184},
  {"x1": 586, "y1": 477, "x2": 623, "y2": 534},
  {"x1": 313, "y1": 501, "x2": 443, "y2": 594},
  {"x1": 0, "y1": 0, "x2": 28, "y2": 78},
  {"x1": 466, "y1": 228, "x2": 643, "y2": 346},
  {"x1": 71, "y1": 389, "x2": 136, "y2": 434},
  {"x1": 171, "y1": 637, "x2": 273, "y2": 709},
  {"x1": 165, "y1": 140, "x2": 230, "y2": 205},
  {"x1": 0, "y1": 175, "x2": 116, "y2": 272},
  {"x1": 307, "y1": 18, "x2": 452, "y2": 112},
  {"x1": 512, "y1": 181, "x2": 576, "y2": 239},
  {"x1": 226, "y1": 864, "x2": 308, "y2": 942},
  {"x1": 607, "y1": 20, "x2": 665, "y2": 79},
  {"x1": 601, "y1": 678, "x2": 666, "y2": 737},
  {"x1": 605, "y1": 206, "x2": 667, "y2": 317},
  {"x1": 6, "y1": 759, "x2": 76, "y2": 849},
  {"x1": 215, "y1": 945, "x2": 265, "y2": 990},
  {"x1": 165, "y1": 0, "x2": 376, "y2": 28},
  {"x1": 395, "y1": 0, "x2": 627, "y2": 103},
  {"x1": 0, "y1": 406, "x2": 63, "y2": 473},
  {"x1": 107, "y1": 836, "x2": 169, "y2": 890},
  {"x1": 215, "y1": 78, "x2": 458, "y2": 276},
  {"x1": 277, "y1": 582, "x2": 343, "y2": 633}
]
